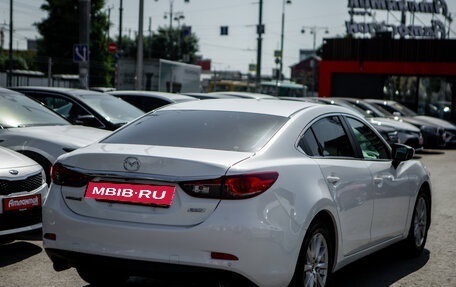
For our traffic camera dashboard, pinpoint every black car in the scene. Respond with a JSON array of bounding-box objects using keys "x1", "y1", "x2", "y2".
[
  {"x1": 108, "y1": 90, "x2": 198, "y2": 112},
  {"x1": 365, "y1": 99, "x2": 456, "y2": 148},
  {"x1": 13, "y1": 87, "x2": 144, "y2": 131},
  {"x1": 336, "y1": 98, "x2": 424, "y2": 151}
]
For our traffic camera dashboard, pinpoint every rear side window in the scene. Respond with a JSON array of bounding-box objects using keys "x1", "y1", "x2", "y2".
[
  {"x1": 299, "y1": 116, "x2": 355, "y2": 157},
  {"x1": 102, "y1": 110, "x2": 287, "y2": 152}
]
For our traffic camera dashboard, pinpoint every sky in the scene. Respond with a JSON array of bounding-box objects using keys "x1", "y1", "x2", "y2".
[{"x1": 1, "y1": 0, "x2": 456, "y2": 76}]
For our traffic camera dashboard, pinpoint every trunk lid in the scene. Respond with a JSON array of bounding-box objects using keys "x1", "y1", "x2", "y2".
[{"x1": 57, "y1": 143, "x2": 253, "y2": 226}]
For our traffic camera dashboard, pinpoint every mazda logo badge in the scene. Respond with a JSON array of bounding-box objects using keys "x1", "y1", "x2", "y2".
[
  {"x1": 9, "y1": 170, "x2": 19, "y2": 175},
  {"x1": 123, "y1": 157, "x2": 140, "y2": 171}
]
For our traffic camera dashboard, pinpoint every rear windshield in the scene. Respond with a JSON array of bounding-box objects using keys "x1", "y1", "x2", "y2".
[{"x1": 102, "y1": 110, "x2": 287, "y2": 152}]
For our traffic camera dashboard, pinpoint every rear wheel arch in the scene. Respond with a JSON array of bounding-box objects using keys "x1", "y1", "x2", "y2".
[
  {"x1": 313, "y1": 211, "x2": 337, "y2": 249},
  {"x1": 290, "y1": 211, "x2": 337, "y2": 287}
]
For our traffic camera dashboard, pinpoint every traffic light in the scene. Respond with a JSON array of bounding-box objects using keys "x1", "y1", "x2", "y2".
[
  {"x1": 182, "y1": 26, "x2": 192, "y2": 37},
  {"x1": 220, "y1": 26, "x2": 229, "y2": 36},
  {"x1": 257, "y1": 24, "x2": 265, "y2": 34}
]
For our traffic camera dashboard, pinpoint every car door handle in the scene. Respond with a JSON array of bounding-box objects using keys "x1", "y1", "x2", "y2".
[
  {"x1": 326, "y1": 176, "x2": 340, "y2": 184},
  {"x1": 374, "y1": 175, "x2": 394, "y2": 183},
  {"x1": 384, "y1": 175, "x2": 394, "y2": 181},
  {"x1": 374, "y1": 175, "x2": 394, "y2": 184}
]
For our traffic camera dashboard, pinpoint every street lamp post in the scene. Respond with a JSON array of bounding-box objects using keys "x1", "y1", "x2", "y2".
[
  {"x1": 256, "y1": 0, "x2": 263, "y2": 87},
  {"x1": 301, "y1": 25, "x2": 329, "y2": 51},
  {"x1": 279, "y1": 0, "x2": 291, "y2": 82},
  {"x1": 134, "y1": 0, "x2": 188, "y2": 90},
  {"x1": 301, "y1": 26, "x2": 329, "y2": 94},
  {"x1": 163, "y1": 0, "x2": 188, "y2": 60}
]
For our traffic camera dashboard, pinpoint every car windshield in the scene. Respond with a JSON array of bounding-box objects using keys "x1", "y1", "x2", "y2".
[
  {"x1": 0, "y1": 92, "x2": 69, "y2": 128},
  {"x1": 390, "y1": 102, "x2": 417, "y2": 116},
  {"x1": 340, "y1": 102, "x2": 372, "y2": 117},
  {"x1": 102, "y1": 110, "x2": 288, "y2": 152},
  {"x1": 78, "y1": 93, "x2": 144, "y2": 124},
  {"x1": 354, "y1": 101, "x2": 393, "y2": 118}
]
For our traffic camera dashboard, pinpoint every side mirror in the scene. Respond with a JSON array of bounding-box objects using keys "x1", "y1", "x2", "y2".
[
  {"x1": 74, "y1": 114, "x2": 103, "y2": 128},
  {"x1": 392, "y1": 143, "x2": 414, "y2": 168}
]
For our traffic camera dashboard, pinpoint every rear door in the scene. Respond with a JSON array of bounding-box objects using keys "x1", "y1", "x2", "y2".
[{"x1": 299, "y1": 115, "x2": 374, "y2": 256}]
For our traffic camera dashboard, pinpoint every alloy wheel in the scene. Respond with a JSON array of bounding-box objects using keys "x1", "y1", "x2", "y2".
[{"x1": 303, "y1": 232, "x2": 329, "y2": 287}]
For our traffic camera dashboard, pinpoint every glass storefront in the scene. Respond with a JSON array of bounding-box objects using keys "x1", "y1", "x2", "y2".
[{"x1": 383, "y1": 76, "x2": 453, "y2": 121}]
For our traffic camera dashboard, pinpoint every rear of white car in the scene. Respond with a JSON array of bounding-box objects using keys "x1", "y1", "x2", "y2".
[
  {"x1": 44, "y1": 149, "x2": 300, "y2": 286},
  {"x1": 42, "y1": 100, "x2": 431, "y2": 287},
  {"x1": 42, "y1": 102, "x2": 311, "y2": 286},
  {"x1": 0, "y1": 147, "x2": 48, "y2": 237}
]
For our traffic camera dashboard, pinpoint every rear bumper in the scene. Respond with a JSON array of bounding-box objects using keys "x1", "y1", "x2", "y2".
[
  {"x1": 46, "y1": 248, "x2": 253, "y2": 285},
  {"x1": 42, "y1": 187, "x2": 302, "y2": 287}
]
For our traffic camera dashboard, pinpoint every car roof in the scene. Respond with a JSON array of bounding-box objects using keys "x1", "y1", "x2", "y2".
[
  {"x1": 209, "y1": 91, "x2": 275, "y2": 99},
  {"x1": 108, "y1": 90, "x2": 198, "y2": 102},
  {"x1": 183, "y1": 92, "x2": 235, "y2": 99},
  {"x1": 159, "y1": 98, "x2": 355, "y2": 118},
  {"x1": 364, "y1": 99, "x2": 395, "y2": 105},
  {"x1": 13, "y1": 86, "x2": 106, "y2": 97}
]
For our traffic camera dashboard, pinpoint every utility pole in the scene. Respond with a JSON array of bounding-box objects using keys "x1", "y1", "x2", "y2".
[
  {"x1": 79, "y1": 0, "x2": 90, "y2": 89},
  {"x1": 106, "y1": 5, "x2": 113, "y2": 42},
  {"x1": 135, "y1": 0, "x2": 144, "y2": 90},
  {"x1": 118, "y1": 0, "x2": 123, "y2": 48},
  {"x1": 256, "y1": 0, "x2": 263, "y2": 87},
  {"x1": 7, "y1": 0, "x2": 13, "y2": 87},
  {"x1": 279, "y1": 0, "x2": 291, "y2": 82}
]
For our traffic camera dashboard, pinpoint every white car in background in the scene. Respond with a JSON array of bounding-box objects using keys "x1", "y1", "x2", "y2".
[
  {"x1": 0, "y1": 146, "x2": 48, "y2": 238},
  {"x1": 43, "y1": 99, "x2": 431, "y2": 287},
  {"x1": 0, "y1": 87, "x2": 110, "y2": 183}
]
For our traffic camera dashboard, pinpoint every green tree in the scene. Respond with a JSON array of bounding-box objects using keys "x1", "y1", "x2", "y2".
[
  {"x1": 35, "y1": 0, "x2": 113, "y2": 87},
  {"x1": 148, "y1": 26, "x2": 199, "y2": 63},
  {"x1": 119, "y1": 26, "x2": 199, "y2": 64}
]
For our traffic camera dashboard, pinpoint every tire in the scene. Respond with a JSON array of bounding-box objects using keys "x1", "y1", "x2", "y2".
[
  {"x1": 404, "y1": 190, "x2": 430, "y2": 256},
  {"x1": 292, "y1": 220, "x2": 333, "y2": 287},
  {"x1": 76, "y1": 266, "x2": 128, "y2": 286}
]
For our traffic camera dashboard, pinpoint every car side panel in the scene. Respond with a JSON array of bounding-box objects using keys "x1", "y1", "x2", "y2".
[{"x1": 314, "y1": 158, "x2": 374, "y2": 256}]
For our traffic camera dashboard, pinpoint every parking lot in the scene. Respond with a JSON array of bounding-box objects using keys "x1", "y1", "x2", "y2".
[{"x1": 0, "y1": 148, "x2": 454, "y2": 287}]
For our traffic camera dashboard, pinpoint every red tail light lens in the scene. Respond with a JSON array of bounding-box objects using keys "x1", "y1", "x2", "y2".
[
  {"x1": 180, "y1": 172, "x2": 278, "y2": 199},
  {"x1": 51, "y1": 162, "x2": 92, "y2": 187}
]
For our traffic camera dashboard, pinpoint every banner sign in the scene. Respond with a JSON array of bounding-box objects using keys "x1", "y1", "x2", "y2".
[{"x1": 346, "y1": 0, "x2": 450, "y2": 39}]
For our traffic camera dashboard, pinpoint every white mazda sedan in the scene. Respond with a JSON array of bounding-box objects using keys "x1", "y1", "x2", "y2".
[{"x1": 43, "y1": 99, "x2": 432, "y2": 287}]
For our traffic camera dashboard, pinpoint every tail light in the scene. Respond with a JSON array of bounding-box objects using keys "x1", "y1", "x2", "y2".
[
  {"x1": 51, "y1": 162, "x2": 92, "y2": 187},
  {"x1": 180, "y1": 172, "x2": 278, "y2": 199}
]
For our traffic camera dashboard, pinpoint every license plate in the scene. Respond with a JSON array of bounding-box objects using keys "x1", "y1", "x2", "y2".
[
  {"x1": 3, "y1": 194, "x2": 41, "y2": 212},
  {"x1": 85, "y1": 182, "x2": 175, "y2": 207}
]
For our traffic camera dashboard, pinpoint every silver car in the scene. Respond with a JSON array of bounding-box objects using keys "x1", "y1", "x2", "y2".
[
  {"x1": 0, "y1": 146, "x2": 48, "y2": 238},
  {"x1": 0, "y1": 88, "x2": 110, "y2": 183},
  {"x1": 43, "y1": 99, "x2": 431, "y2": 287}
]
